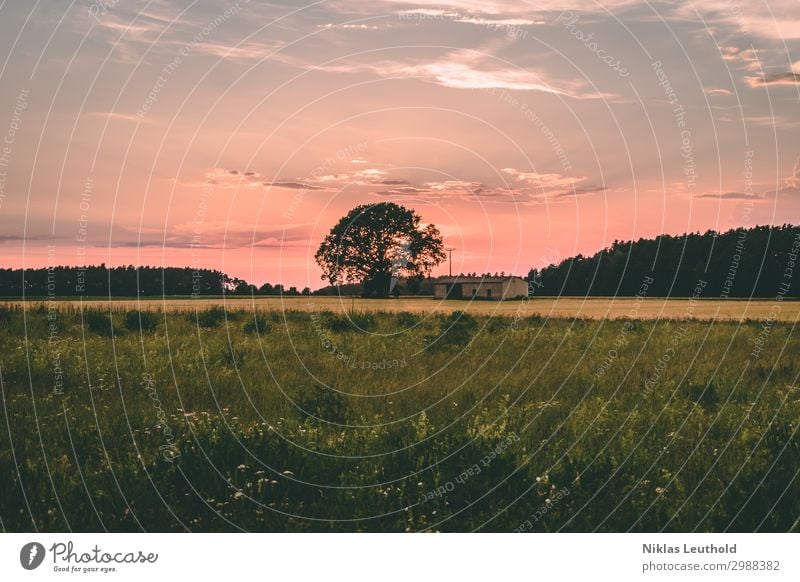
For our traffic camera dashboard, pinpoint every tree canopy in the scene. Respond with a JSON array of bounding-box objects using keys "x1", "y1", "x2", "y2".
[
  {"x1": 315, "y1": 202, "x2": 446, "y2": 297},
  {"x1": 526, "y1": 224, "x2": 800, "y2": 298}
]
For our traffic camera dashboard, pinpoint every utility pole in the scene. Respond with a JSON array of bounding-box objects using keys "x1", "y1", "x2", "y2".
[{"x1": 446, "y1": 247, "x2": 455, "y2": 277}]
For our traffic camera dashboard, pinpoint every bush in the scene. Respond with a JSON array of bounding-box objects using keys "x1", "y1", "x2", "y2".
[
  {"x1": 124, "y1": 310, "x2": 159, "y2": 332},
  {"x1": 394, "y1": 311, "x2": 421, "y2": 328},
  {"x1": 327, "y1": 311, "x2": 376, "y2": 333},
  {"x1": 192, "y1": 306, "x2": 228, "y2": 328},
  {"x1": 424, "y1": 310, "x2": 476, "y2": 350},
  {"x1": 243, "y1": 314, "x2": 272, "y2": 334},
  {"x1": 83, "y1": 310, "x2": 113, "y2": 336}
]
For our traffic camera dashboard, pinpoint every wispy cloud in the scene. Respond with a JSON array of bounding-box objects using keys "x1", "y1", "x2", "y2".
[
  {"x1": 316, "y1": 45, "x2": 607, "y2": 98},
  {"x1": 675, "y1": 0, "x2": 800, "y2": 40},
  {"x1": 747, "y1": 72, "x2": 800, "y2": 87},
  {"x1": 369, "y1": 169, "x2": 605, "y2": 204},
  {"x1": 118, "y1": 220, "x2": 313, "y2": 250},
  {"x1": 696, "y1": 191, "x2": 764, "y2": 200},
  {"x1": 265, "y1": 181, "x2": 328, "y2": 190},
  {"x1": 786, "y1": 157, "x2": 800, "y2": 189},
  {"x1": 721, "y1": 46, "x2": 762, "y2": 72}
]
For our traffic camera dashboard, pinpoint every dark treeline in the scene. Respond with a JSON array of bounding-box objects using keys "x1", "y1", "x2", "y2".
[
  {"x1": 0, "y1": 265, "x2": 310, "y2": 297},
  {"x1": 527, "y1": 224, "x2": 800, "y2": 297},
  {"x1": 3, "y1": 224, "x2": 799, "y2": 298}
]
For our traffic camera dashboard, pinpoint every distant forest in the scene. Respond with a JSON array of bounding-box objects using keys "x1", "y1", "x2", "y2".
[
  {"x1": 1, "y1": 224, "x2": 798, "y2": 298},
  {"x1": 527, "y1": 224, "x2": 800, "y2": 298},
  {"x1": 0, "y1": 265, "x2": 310, "y2": 297}
]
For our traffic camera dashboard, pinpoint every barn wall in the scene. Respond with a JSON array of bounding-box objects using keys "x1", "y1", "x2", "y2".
[
  {"x1": 480, "y1": 283, "x2": 503, "y2": 298},
  {"x1": 433, "y1": 279, "x2": 528, "y2": 300},
  {"x1": 502, "y1": 278, "x2": 529, "y2": 299}
]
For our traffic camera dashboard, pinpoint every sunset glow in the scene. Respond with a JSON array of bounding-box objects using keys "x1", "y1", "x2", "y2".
[{"x1": 1, "y1": 0, "x2": 799, "y2": 288}]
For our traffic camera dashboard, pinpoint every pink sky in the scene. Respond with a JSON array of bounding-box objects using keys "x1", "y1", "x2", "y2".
[{"x1": 1, "y1": 0, "x2": 799, "y2": 288}]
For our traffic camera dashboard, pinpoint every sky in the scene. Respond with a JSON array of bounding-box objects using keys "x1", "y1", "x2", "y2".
[{"x1": 0, "y1": 0, "x2": 799, "y2": 289}]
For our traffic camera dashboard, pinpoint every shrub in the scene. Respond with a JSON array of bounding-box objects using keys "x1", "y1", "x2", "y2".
[
  {"x1": 425, "y1": 310, "x2": 476, "y2": 350},
  {"x1": 395, "y1": 311, "x2": 421, "y2": 328},
  {"x1": 193, "y1": 306, "x2": 228, "y2": 328},
  {"x1": 83, "y1": 310, "x2": 113, "y2": 336},
  {"x1": 243, "y1": 314, "x2": 271, "y2": 334},
  {"x1": 124, "y1": 310, "x2": 159, "y2": 332},
  {"x1": 327, "y1": 311, "x2": 376, "y2": 333}
]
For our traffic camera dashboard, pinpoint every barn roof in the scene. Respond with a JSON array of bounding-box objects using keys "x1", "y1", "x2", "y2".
[{"x1": 433, "y1": 276, "x2": 525, "y2": 284}]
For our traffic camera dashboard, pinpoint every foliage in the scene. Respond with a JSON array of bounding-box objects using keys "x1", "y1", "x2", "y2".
[
  {"x1": 424, "y1": 310, "x2": 477, "y2": 351},
  {"x1": 527, "y1": 224, "x2": 800, "y2": 297},
  {"x1": 315, "y1": 203, "x2": 446, "y2": 297},
  {"x1": 243, "y1": 314, "x2": 272, "y2": 334},
  {"x1": 326, "y1": 311, "x2": 377, "y2": 333},
  {"x1": 124, "y1": 310, "x2": 159, "y2": 332},
  {"x1": 82, "y1": 309, "x2": 113, "y2": 336},
  {"x1": 0, "y1": 264, "x2": 301, "y2": 298},
  {"x1": 192, "y1": 306, "x2": 230, "y2": 328}
]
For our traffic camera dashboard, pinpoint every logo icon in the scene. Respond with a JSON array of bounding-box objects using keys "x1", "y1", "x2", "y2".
[{"x1": 20, "y1": 542, "x2": 46, "y2": 570}]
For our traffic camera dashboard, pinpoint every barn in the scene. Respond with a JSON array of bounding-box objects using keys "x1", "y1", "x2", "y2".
[{"x1": 432, "y1": 276, "x2": 529, "y2": 300}]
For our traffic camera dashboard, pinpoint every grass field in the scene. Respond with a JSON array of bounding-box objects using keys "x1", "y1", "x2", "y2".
[
  {"x1": 4, "y1": 294, "x2": 800, "y2": 322},
  {"x1": 1, "y1": 302, "x2": 798, "y2": 532}
]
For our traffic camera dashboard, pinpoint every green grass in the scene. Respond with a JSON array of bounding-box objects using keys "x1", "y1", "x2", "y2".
[{"x1": 0, "y1": 303, "x2": 798, "y2": 532}]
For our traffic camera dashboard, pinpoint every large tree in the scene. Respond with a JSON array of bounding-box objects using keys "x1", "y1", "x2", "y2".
[{"x1": 315, "y1": 202, "x2": 446, "y2": 297}]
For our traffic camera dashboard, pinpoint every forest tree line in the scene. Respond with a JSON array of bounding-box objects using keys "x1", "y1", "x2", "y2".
[
  {"x1": 0, "y1": 265, "x2": 310, "y2": 297},
  {"x1": 526, "y1": 224, "x2": 800, "y2": 298},
  {"x1": 1, "y1": 224, "x2": 798, "y2": 298}
]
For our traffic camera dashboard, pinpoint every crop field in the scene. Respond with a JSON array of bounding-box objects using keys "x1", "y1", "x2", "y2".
[
  {"x1": 1, "y1": 303, "x2": 798, "y2": 532},
  {"x1": 4, "y1": 295, "x2": 800, "y2": 322}
]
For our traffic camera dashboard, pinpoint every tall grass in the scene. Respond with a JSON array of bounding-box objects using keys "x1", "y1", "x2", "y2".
[{"x1": 0, "y1": 305, "x2": 797, "y2": 532}]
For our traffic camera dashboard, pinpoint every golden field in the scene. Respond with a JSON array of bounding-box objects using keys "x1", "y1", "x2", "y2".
[{"x1": 4, "y1": 295, "x2": 799, "y2": 322}]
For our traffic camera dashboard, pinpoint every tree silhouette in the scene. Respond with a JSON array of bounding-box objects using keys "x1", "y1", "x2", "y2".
[
  {"x1": 315, "y1": 202, "x2": 446, "y2": 297},
  {"x1": 526, "y1": 224, "x2": 800, "y2": 298}
]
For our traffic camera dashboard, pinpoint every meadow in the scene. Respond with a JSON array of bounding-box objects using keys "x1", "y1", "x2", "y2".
[{"x1": 0, "y1": 301, "x2": 798, "y2": 532}]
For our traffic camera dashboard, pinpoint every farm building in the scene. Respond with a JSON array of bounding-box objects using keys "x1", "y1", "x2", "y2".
[{"x1": 432, "y1": 276, "x2": 529, "y2": 300}]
